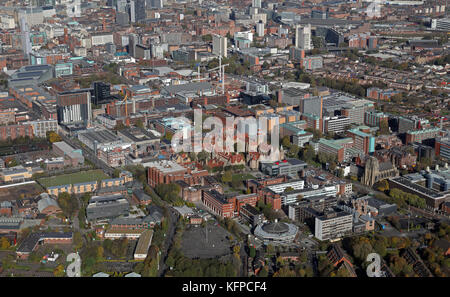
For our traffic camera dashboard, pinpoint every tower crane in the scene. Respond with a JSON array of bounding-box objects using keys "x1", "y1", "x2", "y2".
[{"x1": 207, "y1": 55, "x2": 228, "y2": 94}]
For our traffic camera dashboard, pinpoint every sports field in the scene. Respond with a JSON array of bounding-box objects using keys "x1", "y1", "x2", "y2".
[{"x1": 38, "y1": 169, "x2": 110, "y2": 188}]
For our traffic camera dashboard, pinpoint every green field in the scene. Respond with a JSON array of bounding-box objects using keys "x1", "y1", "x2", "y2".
[
  {"x1": 38, "y1": 170, "x2": 110, "y2": 188},
  {"x1": 232, "y1": 173, "x2": 255, "y2": 182}
]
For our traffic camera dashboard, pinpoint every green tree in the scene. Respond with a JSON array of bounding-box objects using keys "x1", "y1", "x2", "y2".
[
  {"x1": 73, "y1": 231, "x2": 83, "y2": 250},
  {"x1": 221, "y1": 171, "x2": 233, "y2": 183}
]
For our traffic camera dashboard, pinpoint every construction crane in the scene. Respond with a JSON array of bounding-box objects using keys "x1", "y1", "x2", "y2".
[
  {"x1": 120, "y1": 92, "x2": 133, "y2": 126},
  {"x1": 207, "y1": 56, "x2": 229, "y2": 94}
]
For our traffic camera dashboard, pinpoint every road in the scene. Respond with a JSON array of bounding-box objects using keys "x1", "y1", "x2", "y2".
[
  {"x1": 60, "y1": 134, "x2": 115, "y2": 176},
  {"x1": 157, "y1": 204, "x2": 179, "y2": 276}
]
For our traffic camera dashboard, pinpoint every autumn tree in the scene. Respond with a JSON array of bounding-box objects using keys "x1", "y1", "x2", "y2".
[
  {"x1": 53, "y1": 264, "x2": 65, "y2": 277},
  {"x1": 46, "y1": 131, "x2": 62, "y2": 143},
  {"x1": 0, "y1": 237, "x2": 10, "y2": 249}
]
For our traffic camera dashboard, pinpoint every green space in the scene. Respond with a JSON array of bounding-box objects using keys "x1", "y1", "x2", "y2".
[
  {"x1": 231, "y1": 173, "x2": 255, "y2": 182},
  {"x1": 37, "y1": 169, "x2": 110, "y2": 188}
]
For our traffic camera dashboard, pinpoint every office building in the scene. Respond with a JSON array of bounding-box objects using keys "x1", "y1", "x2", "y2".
[
  {"x1": 132, "y1": 0, "x2": 146, "y2": 23},
  {"x1": 315, "y1": 209, "x2": 353, "y2": 241},
  {"x1": 405, "y1": 128, "x2": 441, "y2": 145},
  {"x1": 256, "y1": 21, "x2": 264, "y2": 37},
  {"x1": 431, "y1": 18, "x2": 450, "y2": 31},
  {"x1": 56, "y1": 90, "x2": 92, "y2": 126},
  {"x1": 436, "y1": 133, "x2": 450, "y2": 160},
  {"x1": 212, "y1": 34, "x2": 227, "y2": 58},
  {"x1": 260, "y1": 159, "x2": 307, "y2": 177},
  {"x1": 146, "y1": 0, "x2": 163, "y2": 8},
  {"x1": 78, "y1": 129, "x2": 133, "y2": 167},
  {"x1": 301, "y1": 55, "x2": 323, "y2": 70},
  {"x1": 295, "y1": 24, "x2": 312, "y2": 51},
  {"x1": 323, "y1": 116, "x2": 350, "y2": 134},
  {"x1": 93, "y1": 82, "x2": 112, "y2": 105}
]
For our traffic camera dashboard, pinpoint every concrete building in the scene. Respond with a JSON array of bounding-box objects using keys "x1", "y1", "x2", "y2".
[
  {"x1": 134, "y1": 229, "x2": 153, "y2": 260},
  {"x1": 86, "y1": 194, "x2": 130, "y2": 222},
  {"x1": 436, "y1": 133, "x2": 450, "y2": 160},
  {"x1": 26, "y1": 119, "x2": 58, "y2": 138},
  {"x1": 323, "y1": 116, "x2": 350, "y2": 134},
  {"x1": 315, "y1": 209, "x2": 353, "y2": 241},
  {"x1": 52, "y1": 141, "x2": 84, "y2": 166},
  {"x1": 212, "y1": 34, "x2": 227, "y2": 58},
  {"x1": 77, "y1": 129, "x2": 133, "y2": 167},
  {"x1": 256, "y1": 21, "x2": 264, "y2": 37},
  {"x1": 56, "y1": 90, "x2": 92, "y2": 126},
  {"x1": 295, "y1": 24, "x2": 312, "y2": 50},
  {"x1": 260, "y1": 159, "x2": 307, "y2": 177}
]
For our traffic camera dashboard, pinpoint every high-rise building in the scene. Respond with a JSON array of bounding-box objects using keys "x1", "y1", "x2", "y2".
[
  {"x1": 129, "y1": 0, "x2": 136, "y2": 23},
  {"x1": 56, "y1": 90, "x2": 92, "y2": 126},
  {"x1": 252, "y1": 0, "x2": 262, "y2": 8},
  {"x1": 117, "y1": 0, "x2": 128, "y2": 12},
  {"x1": 256, "y1": 20, "x2": 264, "y2": 37},
  {"x1": 116, "y1": 11, "x2": 130, "y2": 25},
  {"x1": 212, "y1": 34, "x2": 227, "y2": 58},
  {"x1": 146, "y1": 0, "x2": 163, "y2": 8},
  {"x1": 93, "y1": 82, "x2": 112, "y2": 105},
  {"x1": 295, "y1": 24, "x2": 312, "y2": 50},
  {"x1": 133, "y1": 0, "x2": 146, "y2": 23},
  {"x1": 128, "y1": 33, "x2": 139, "y2": 57}
]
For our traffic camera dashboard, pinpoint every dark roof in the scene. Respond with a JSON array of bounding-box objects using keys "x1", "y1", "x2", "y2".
[
  {"x1": 133, "y1": 189, "x2": 151, "y2": 201},
  {"x1": 262, "y1": 221, "x2": 289, "y2": 234},
  {"x1": 17, "y1": 232, "x2": 72, "y2": 254}
]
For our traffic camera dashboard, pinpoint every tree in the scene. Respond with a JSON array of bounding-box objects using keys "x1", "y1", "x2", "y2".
[
  {"x1": 284, "y1": 187, "x2": 294, "y2": 193},
  {"x1": 376, "y1": 179, "x2": 389, "y2": 192},
  {"x1": 281, "y1": 136, "x2": 291, "y2": 148},
  {"x1": 379, "y1": 120, "x2": 390, "y2": 135},
  {"x1": 97, "y1": 246, "x2": 104, "y2": 260},
  {"x1": 57, "y1": 192, "x2": 79, "y2": 218},
  {"x1": 221, "y1": 171, "x2": 233, "y2": 184},
  {"x1": 288, "y1": 145, "x2": 300, "y2": 158},
  {"x1": 46, "y1": 131, "x2": 62, "y2": 143},
  {"x1": 233, "y1": 245, "x2": 240, "y2": 256},
  {"x1": 53, "y1": 264, "x2": 65, "y2": 277},
  {"x1": 258, "y1": 266, "x2": 269, "y2": 277},
  {"x1": 0, "y1": 237, "x2": 10, "y2": 249},
  {"x1": 73, "y1": 231, "x2": 83, "y2": 250}
]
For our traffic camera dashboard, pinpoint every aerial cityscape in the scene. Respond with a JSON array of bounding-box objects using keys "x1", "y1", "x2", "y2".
[{"x1": 0, "y1": 0, "x2": 449, "y2": 281}]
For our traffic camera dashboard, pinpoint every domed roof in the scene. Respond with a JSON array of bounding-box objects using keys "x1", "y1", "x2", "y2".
[{"x1": 261, "y1": 221, "x2": 289, "y2": 234}]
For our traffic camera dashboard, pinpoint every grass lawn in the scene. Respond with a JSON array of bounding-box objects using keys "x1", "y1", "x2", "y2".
[
  {"x1": 15, "y1": 265, "x2": 31, "y2": 271},
  {"x1": 231, "y1": 173, "x2": 255, "y2": 182},
  {"x1": 37, "y1": 169, "x2": 110, "y2": 188},
  {"x1": 37, "y1": 266, "x2": 55, "y2": 272}
]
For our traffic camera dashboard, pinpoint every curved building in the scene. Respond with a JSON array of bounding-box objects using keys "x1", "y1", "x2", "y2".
[{"x1": 253, "y1": 220, "x2": 298, "y2": 244}]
